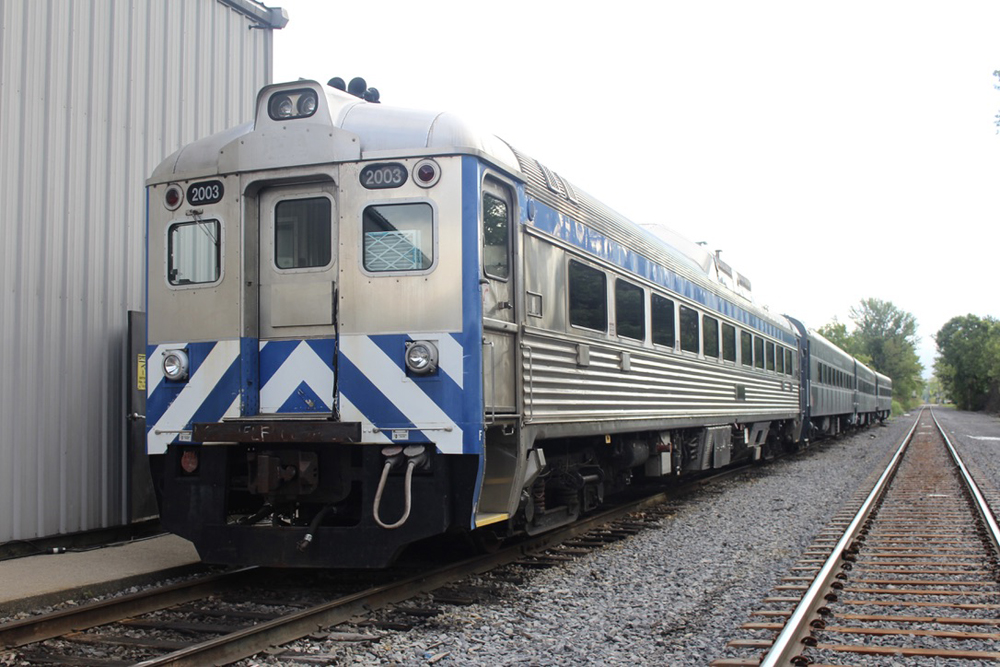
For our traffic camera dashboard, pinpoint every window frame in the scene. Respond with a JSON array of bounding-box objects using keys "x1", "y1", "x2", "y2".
[
  {"x1": 702, "y1": 314, "x2": 719, "y2": 359},
  {"x1": 614, "y1": 278, "x2": 646, "y2": 342},
  {"x1": 272, "y1": 195, "x2": 334, "y2": 273},
  {"x1": 651, "y1": 293, "x2": 676, "y2": 350},
  {"x1": 359, "y1": 198, "x2": 439, "y2": 277},
  {"x1": 721, "y1": 323, "x2": 737, "y2": 363},
  {"x1": 568, "y1": 259, "x2": 608, "y2": 333},
  {"x1": 166, "y1": 218, "x2": 223, "y2": 289},
  {"x1": 481, "y1": 186, "x2": 511, "y2": 281},
  {"x1": 679, "y1": 305, "x2": 700, "y2": 354}
]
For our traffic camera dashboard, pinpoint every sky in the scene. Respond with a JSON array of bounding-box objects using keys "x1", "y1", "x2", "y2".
[{"x1": 272, "y1": 1, "x2": 1000, "y2": 378}]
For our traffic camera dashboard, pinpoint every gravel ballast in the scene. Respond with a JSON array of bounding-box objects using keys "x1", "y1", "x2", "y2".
[{"x1": 240, "y1": 414, "x2": 916, "y2": 666}]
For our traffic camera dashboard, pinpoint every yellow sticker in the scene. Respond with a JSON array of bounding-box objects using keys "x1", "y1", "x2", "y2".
[{"x1": 137, "y1": 353, "x2": 146, "y2": 391}]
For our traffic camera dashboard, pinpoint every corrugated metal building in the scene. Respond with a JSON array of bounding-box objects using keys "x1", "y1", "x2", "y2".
[{"x1": 0, "y1": 0, "x2": 287, "y2": 545}]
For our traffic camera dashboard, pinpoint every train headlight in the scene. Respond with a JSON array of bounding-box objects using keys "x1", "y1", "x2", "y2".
[
  {"x1": 297, "y1": 91, "x2": 318, "y2": 116},
  {"x1": 404, "y1": 341, "x2": 438, "y2": 375},
  {"x1": 270, "y1": 94, "x2": 294, "y2": 119},
  {"x1": 268, "y1": 89, "x2": 319, "y2": 121},
  {"x1": 162, "y1": 349, "x2": 190, "y2": 381}
]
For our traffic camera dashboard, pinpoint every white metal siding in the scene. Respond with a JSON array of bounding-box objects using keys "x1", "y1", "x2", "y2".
[{"x1": 0, "y1": 0, "x2": 275, "y2": 543}]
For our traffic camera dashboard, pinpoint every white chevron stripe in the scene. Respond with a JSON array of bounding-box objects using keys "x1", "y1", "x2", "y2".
[
  {"x1": 340, "y1": 334, "x2": 463, "y2": 453},
  {"x1": 339, "y1": 394, "x2": 393, "y2": 444},
  {"x1": 259, "y1": 341, "x2": 335, "y2": 413},
  {"x1": 148, "y1": 340, "x2": 240, "y2": 454}
]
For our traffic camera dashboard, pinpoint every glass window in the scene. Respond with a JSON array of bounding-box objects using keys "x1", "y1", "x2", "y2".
[
  {"x1": 569, "y1": 260, "x2": 607, "y2": 331},
  {"x1": 703, "y1": 315, "x2": 719, "y2": 358},
  {"x1": 722, "y1": 323, "x2": 736, "y2": 362},
  {"x1": 615, "y1": 279, "x2": 645, "y2": 341},
  {"x1": 766, "y1": 342, "x2": 775, "y2": 371},
  {"x1": 651, "y1": 294, "x2": 675, "y2": 348},
  {"x1": 679, "y1": 305, "x2": 699, "y2": 353},
  {"x1": 168, "y1": 220, "x2": 221, "y2": 285},
  {"x1": 482, "y1": 193, "x2": 509, "y2": 279},
  {"x1": 363, "y1": 203, "x2": 434, "y2": 272},
  {"x1": 275, "y1": 198, "x2": 331, "y2": 269},
  {"x1": 754, "y1": 336, "x2": 764, "y2": 369},
  {"x1": 785, "y1": 349, "x2": 794, "y2": 375},
  {"x1": 776, "y1": 346, "x2": 784, "y2": 374},
  {"x1": 741, "y1": 331, "x2": 753, "y2": 367}
]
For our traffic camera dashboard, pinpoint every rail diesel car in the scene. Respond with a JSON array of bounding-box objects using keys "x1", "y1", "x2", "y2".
[{"x1": 146, "y1": 79, "x2": 891, "y2": 567}]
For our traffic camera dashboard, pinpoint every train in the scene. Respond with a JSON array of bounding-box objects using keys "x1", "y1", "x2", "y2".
[{"x1": 145, "y1": 78, "x2": 891, "y2": 568}]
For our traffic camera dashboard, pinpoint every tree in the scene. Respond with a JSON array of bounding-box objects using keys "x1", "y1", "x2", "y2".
[
  {"x1": 849, "y1": 298, "x2": 923, "y2": 408},
  {"x1": 934, "y1": 315, "x2": 1000, "y2": 411}
]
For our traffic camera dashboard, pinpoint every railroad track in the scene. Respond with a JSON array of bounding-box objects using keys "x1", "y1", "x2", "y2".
[
  {"x1": 1, "y1": 479, "x2": 710, "y2": 666},
  {"x1": 715, "y1": 408, "x2": 1000, "y2": 666}
]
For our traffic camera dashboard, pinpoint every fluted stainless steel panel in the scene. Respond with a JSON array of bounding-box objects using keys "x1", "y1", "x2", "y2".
[{"x1": 522, "y1": 329, "x2": 799, "y2": 426}]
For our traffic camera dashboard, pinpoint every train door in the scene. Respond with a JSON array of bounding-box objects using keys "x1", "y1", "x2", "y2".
[
  {"x1": 481, "y1": 178, "x2": 516, "y2": 414},
  {"x1": 477, "y1": 177, "x2": 519, "y2": 525},
  {"x1": 257, "y1": 185, "x2": 339, "y2": 414}
]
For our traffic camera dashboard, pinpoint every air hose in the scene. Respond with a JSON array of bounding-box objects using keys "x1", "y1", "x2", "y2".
[{"x1": 373, "y1": 458, "x2": 417, "y2": 529}]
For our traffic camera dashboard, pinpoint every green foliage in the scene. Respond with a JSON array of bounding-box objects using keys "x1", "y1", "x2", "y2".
[
  {"x1": 819, "y1": 299, "x2": 924, "y2": 410},
  {"x1": 934, "y1": 314, "x2": 1000, "y2": 411}
]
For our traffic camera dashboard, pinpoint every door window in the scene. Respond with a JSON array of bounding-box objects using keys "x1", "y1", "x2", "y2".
[
  {"x1": 482, "y1": 193, "x2": 509, "y2": 279},
  {"x1": 275, "y1": 198, "x2": 331, "y2": 269}
]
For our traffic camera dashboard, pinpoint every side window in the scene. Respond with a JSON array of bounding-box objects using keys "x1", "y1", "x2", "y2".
[
  {"x1": 168, "y1": 220, "x2": 221, "y2": 285},
  {"x1": 679, "y1": 305, "x2": 699, "y2": 353},
  {"x1": 703, "y1": 315, "x2": 719, "y2": 358},
  {"x1": 785, "y1": 349, "x2": 794, "y2": 375},
  {"x1": 482, "y1": 192, "x2": 509, "y2": 279},
  {"x1": 363, "y1": 203, "x2": 434, "y2": 272},
  {"x1": 651, "y1": 294, "x2": 675, "y2": 348},
  {"x1": 740, "y1": 331, "x2": 753, "y2": 367},
  {"x1": 775, "y1": 346, "x2": 784, "y2": 374},
  {"x1": 754, "y1": 336, "x2": 765, "y2": 369},
  {"x1": 766, "y1": 342, "x2": 776, "y2": 371},
  {"x1": 569, "y1": 260, "x2": 607, "y2": 332},
  {"x1": 615, "y1": 279, "x2": 645, "y2": 341},
  {"x1": 275, "y1": 197, "x2": 331, "y2": 269},
  {"x1": 722, "y1": 323, "x2": 736, "y2": 362}
]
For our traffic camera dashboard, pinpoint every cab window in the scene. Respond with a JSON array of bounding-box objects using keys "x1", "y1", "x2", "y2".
[
  {"x1": 168, "y1": 220, "x2": 220, "y2": 285},
  {"x1": 363, "y1": 203, "x2": 434, "y2": 272}
]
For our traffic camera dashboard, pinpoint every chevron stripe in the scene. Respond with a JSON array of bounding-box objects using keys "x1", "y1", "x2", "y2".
[
  {"x1": 147, "y1": 340, "x2": 241, "y2": 454},
  {"x1": 259, "y1": 339, "x2": 336, "y2": 413},
  {"x1": 339, "y1": 334, "x2": 463, "y2": 453}
]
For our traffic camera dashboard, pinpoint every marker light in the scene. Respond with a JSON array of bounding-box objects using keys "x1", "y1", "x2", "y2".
[
  {"x1": 413, "y1": 159, "x2": 440, "y2": 188},
  {"x1": 180, "y1": 449, "x2": 199, "y2": 474},
  {"x1": 162, "y1": 349, "x2": 190, "y2": 381},
  {"x1": 404, "y1": 341, "x2": 438, "y2": 375},
  {"x1": 164, "y1": 185, "x2": 183, "y2": 210}
]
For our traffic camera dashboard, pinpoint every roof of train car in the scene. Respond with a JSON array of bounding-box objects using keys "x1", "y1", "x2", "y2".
[
  {"x1": 149, "y1": 80, "x2": 794, "y2": 336},
  {"x1": 807, "y1": 329, "x2": 856, "y2": 369}
]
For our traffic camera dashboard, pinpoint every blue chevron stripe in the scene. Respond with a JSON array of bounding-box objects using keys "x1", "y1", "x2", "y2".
[{"x1": 337, "y1": 351, "x2": 432, "y2": 443}]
